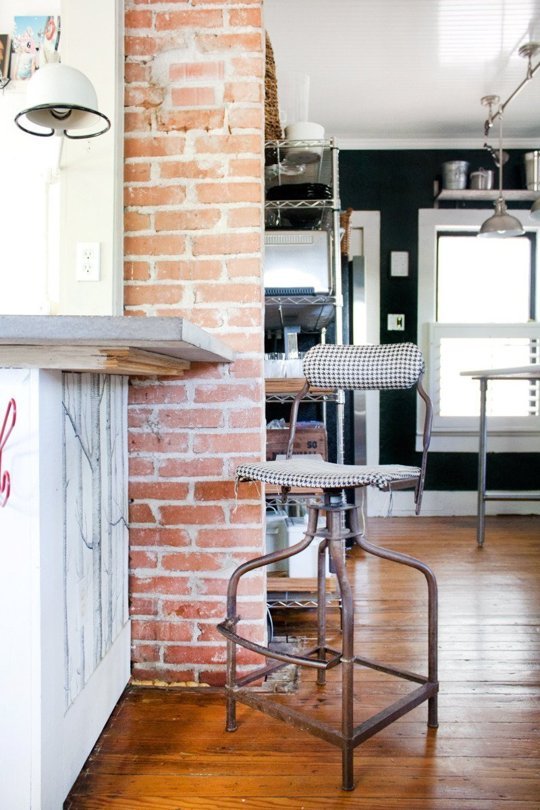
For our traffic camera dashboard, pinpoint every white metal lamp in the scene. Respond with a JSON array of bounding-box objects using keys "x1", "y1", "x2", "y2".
[
  {"x1": 530, "y1": 196, "x2": 540, "y2": 220},
  {"x1": 478, "y1": 97, "x2": 524, "y2": 238},
  {"x1": 14, "y1": 63, "x2": 110, "y2": 139}
]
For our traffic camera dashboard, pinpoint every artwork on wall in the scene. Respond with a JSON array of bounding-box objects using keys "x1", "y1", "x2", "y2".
[
  {"x1": 10, "y1": 15, "x2": 61, "y2": 81},
  {"x1": 0, "y1": 34, "x2": 11, "y2": 82}
]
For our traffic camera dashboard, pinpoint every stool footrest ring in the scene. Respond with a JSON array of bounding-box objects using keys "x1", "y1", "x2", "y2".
[{"x1": 217, "y1": 621, "x2": 342, "y2": 670}]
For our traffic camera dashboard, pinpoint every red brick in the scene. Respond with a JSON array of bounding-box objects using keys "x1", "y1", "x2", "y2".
[
  {"x1": 227, "y1": 207, "x2": 261, "y2": 228},
  {"x1": 130, "y1": 574, "x2": 192, "y2": 596},
  {"x1": 131, "y1": 643, "x2": 160, "y2": 663},
  {"x1": 155, "y1": 260, "x2": 222, "y2": 281},
  {"x1": 124, "y1": 110, "x2": 153, "y2": 132},
  {"x1": 129, "y1": 384, "x2": 188, "y2": 405},
  {"x1": 228, "y1": 407, "x2": 263, "y2": 429},
  {"x1": 169, "y1": 61, "x2": 225, "y2": 82},
  {"x1": 196, "y1": 182, "x2": 261, "y2": 204},
  {"x1": 125, "y1": 185, "x2": 187, "y2": 207},
  {"x1": 124, "y1": 62, "x2": 150, "y2": 83},
  {"x1": 194, "y1": 480, "x2": 236, "y2": 500},
  {"x1": 224, "y1": 81, "x2": 262, "y2": 104},
  {"x1": 193, "y1": 382, "x2": 260, "y2": 404},
  {"x1": 163, "y1": 645, "x2": 226, "y2": 666},
  {"x1": 124, "y1": 162, "x2": 151, "y2": 183},
  {"x1": 192, "y1": 233, "x2": 261, "y2": 256},
  {"x1": 125, "y1": 85, "x2": 164, "y2": 109},
  {"x1": 161, "y1": 600, "x2": 225, "y2": 620},
  {"x1": 129, "y1": 481, "x2": 190, "y2": 500},
  {"x1": 131, "y1": 619, "x2": 193, "y2": 643},
  {"x1": 194, "y1": 133, "x2": 261, "y2": 155},
  {"x1": 229, "y1": 158, "x2": 261, "y2": 178},
  {"x1": 128, "y1": 431, "x2": 190, "y2": 453},
  {"x1": 124, "y1": 261, "x2": 151, "y2": 282},
  {"x1": 227, "y1": 108, "x2": 263, "y2": 130},
  {"x1": 125, "y1": 211, "x2": 151, "y2": 231},
  {"x1": 196, "y1": 281, "x2": 260, "y2": 304},
  {"x1": 129, "y1": 550, "x2": 158, "y2": 569},
  {"x1": 171, "y1": 86, "x2": 216, "y2": 107},
  {"x1": 159, "y1": 160, "x2": 224, "y2": 180},
  {"x1": 230, "y1": 56, "x2": 264, "y2": 79},
  {"x1": 125, "y1": 36, "x2": 160, "y2": 57},
  {"x1": 155, "y1": 209, "x2": 221, "y2": 231},
  {"x1": 193, "y1": 433, "x2": 261, "y2": 454},
  {"x1": 129, "y1": 596, "x2": 158, "y2": 616},
  {"x1": 128, "y1": 456, "x2": 155, "y2": 476},
  {"x1": 158, "y1": 109, "x2": 225, "y2": 132},
  {"x1": 158, "y1": 457, "x2": 224, "y2": 478},
  {"x1": 124, "y1": 284, "x2": 186, "y2": 308},
  {"x1": 155, "y1": 9, "x2": 223, "y2": 30},
  {"x1": 129, "y1": 503, "x2": 155, "y2": 523},
  {"x1": 229, "y1": 8, "x2": 262, "y2": 27},
  {"x1": 196, "y1": 32, "x2": 262, "y2": 53},
  {"x1": 159, "y1": 504, "x2": 225, "y2": 525},
  {"x1": 227, "y1": 307, "x2": 263, "y2": 328},
  {"x1": 125, "y1": 9, "x2": 153, "y2": 29},
  {"x1": 196, "y1": 527, "x2": 262, "y2": 548},
  {"x1": 125, "y1": 135, "x2": 186, "y2": 158},
  {"x1": 130, "y1": 527, "x2": 191, "y2": 548}
]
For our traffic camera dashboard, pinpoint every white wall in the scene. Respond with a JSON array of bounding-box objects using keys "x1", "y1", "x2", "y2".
[{"x1": 0, "y1": 0, "x2": 123, "y2": 315}]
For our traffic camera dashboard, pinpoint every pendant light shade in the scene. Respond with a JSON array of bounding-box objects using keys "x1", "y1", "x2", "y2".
[
  {"x1": 530, "y1": 196, "x2": 540, "y2": 220},
  {"x1": 14, "y1": 63, "x2": 110, "y2": 139},
  {"x1": 478, "y1": 196, "x2": 525, "y2": 237},
  {"x1": 478, "y1": 100, "x2": 524, "y2": 238}
]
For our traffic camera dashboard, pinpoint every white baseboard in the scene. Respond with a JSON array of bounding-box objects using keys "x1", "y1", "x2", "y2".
[{"x1": 366, "y1": 489, "x2": 540, "y2": 517}]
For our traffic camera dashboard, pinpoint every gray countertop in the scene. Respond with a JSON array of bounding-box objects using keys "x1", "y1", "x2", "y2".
[{"x1": 0, "y1": 315, "x2": 235, "y2": 375}]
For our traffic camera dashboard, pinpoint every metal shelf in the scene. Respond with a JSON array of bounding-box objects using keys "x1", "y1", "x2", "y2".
[{"x1": 435, "y1": 188, "x2": 540, "y2": 205}]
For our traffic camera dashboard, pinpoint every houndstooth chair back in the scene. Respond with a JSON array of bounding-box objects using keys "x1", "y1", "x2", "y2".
[{"x1": 302, "y1": 343, "x2": 425, "y2": 391}]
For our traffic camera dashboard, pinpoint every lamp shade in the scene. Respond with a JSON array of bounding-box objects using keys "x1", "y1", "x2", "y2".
[
  {"x1": 478, "y1": 196, "x2": 525, "y2": 238},
  {"x1": 530, "y1": 196, "x2": 540, "y2": 220},
  {"x1": 14, "y1": 63, "x2": 110, "y2": 139}
]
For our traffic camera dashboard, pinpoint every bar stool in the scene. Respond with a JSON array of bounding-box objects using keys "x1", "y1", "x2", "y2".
[{"x1": 217, "y1": 343, "x2": 438, "y2": 790}]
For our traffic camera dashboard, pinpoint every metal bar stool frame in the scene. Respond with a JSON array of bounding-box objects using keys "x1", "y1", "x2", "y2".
[{"x1": 217, "y1": 343, "x2": 438, "y2": 791}]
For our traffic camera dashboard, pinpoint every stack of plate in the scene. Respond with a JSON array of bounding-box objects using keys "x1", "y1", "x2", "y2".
[{"x1": 266, "y1": 183, "x2": 332, "y2": 228}]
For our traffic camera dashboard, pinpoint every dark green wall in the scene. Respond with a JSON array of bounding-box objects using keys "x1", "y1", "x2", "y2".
[{"x1": 339, "y1": 148, "x2": 536, "y2": 491}]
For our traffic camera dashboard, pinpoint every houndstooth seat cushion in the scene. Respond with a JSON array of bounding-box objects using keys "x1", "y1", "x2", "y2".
[
  {"x1": 236, "y1": 458, "x2": 420, "y2": 491},
  {"x1": 303, "y1": 342, "x2": 424, "y2": 390}
]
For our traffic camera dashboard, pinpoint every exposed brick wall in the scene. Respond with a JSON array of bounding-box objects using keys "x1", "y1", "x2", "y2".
[{"x1": 124, "y1": 0, "x2": 266, "y2": 685}]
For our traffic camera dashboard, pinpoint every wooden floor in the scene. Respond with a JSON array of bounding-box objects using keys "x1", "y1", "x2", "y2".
[{"x1": 65, "y1": 516, "x2": 540, "y2": 809}]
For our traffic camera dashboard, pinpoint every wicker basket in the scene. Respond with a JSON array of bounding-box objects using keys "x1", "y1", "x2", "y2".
[{"x1": 265, "y1": 32, "x2": 282, "y2": 142}]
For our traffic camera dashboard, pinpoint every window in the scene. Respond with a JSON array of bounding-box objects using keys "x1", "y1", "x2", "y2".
[{"x1": 418, "y1": 209, "x2": 540, "y2": 452}]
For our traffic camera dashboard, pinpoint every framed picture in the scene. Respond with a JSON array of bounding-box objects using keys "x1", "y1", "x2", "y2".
[
  {"x1": 0, "y1": 34, "x2": 10, "y2": 80},
  {"x1": 11, "y1": 15, "x2": 61, "y2": 80}
]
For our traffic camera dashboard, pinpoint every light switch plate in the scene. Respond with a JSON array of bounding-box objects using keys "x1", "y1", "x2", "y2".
[{"x1": 390, "y1": 251, "x2": 409, "y2": 277}]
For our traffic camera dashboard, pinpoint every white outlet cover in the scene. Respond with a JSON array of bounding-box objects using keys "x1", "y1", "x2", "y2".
[{"x1": 387, "y1": 313, "x2": 405, "y2": 331}]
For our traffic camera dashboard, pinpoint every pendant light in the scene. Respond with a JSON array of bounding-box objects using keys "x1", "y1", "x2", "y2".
[
  {"x1": 478, "y1": 100, "x2": 524, "y2": 238},
  {"x1": 14, "y1": 63, "x2": 110, "y2": 139}
]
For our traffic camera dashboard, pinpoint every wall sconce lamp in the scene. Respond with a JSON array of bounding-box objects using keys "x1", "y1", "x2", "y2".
[{"x1": 14, "y1": 63, "x2": 110, "y2": 139}]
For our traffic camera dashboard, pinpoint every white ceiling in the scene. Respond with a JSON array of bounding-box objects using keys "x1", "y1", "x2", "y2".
[{"x1": 264, "y1": 0, "x2": 540, "y2": 149}]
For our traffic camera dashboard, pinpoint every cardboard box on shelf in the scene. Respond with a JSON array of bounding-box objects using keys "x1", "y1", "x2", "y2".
[{"x1": 266, "y1": 421, "x2": 327, "y2": 461}]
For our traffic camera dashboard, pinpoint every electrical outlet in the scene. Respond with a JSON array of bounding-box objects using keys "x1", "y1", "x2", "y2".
[
  {"x1": 76, "y1": 242, "x2": 101, "y2": 281},
  {"x1": 387, "y1": 313, "x2": 405, "y2": 331}
]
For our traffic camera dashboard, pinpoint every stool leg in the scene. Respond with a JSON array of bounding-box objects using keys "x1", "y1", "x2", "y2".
[
  {"x1": 327, "y1": 509, "x2": 356, "y2": 791},
  {"x1": 351, "y1": 507, "x2": 439, "y2": 730},
  {"x1": 225, "y1": 637, "x2": 237, "y2": 732},
  {"x1": 316, "y1": 537, "x2": 329, "y2": 686}
]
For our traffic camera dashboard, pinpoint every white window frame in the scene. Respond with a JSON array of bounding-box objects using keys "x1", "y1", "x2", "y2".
[{"x1": 418, "y1": 208, "x2": 540, "y2": 453}]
